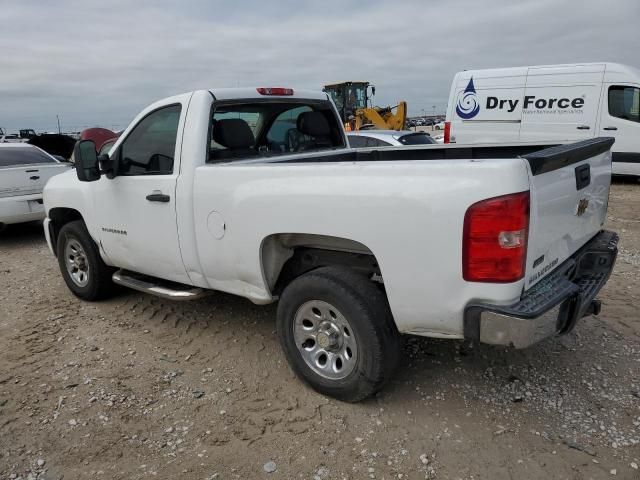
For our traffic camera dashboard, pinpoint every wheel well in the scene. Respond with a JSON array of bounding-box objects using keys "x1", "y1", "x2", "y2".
[
  {"x1": 261, "y1": 233, "x2": 382, "y2": 295},
  {"x1": 48, "y1": 207, "x2": 83, "y2": 254}
]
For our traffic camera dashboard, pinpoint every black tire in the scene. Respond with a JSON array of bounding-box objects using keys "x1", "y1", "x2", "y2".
[
  {"x1": 56, "y1": 220, "x2": 116, "y2": 300},
  {"x1": 277, "y1": 266, "x2": 401, "y2": 402}
]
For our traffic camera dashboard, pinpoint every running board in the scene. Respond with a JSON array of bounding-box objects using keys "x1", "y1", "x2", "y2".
[{"x1": 112, "y1": 270, "x2": 210, "y2": 301}]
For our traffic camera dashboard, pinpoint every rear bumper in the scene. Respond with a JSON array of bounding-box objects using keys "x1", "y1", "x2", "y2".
[
  {"x1": 464, "y1": 230, "x2": 618, "y2": 349},
  {"x1": 0, "y1": 194, "x2": 45, "y2": 225}
]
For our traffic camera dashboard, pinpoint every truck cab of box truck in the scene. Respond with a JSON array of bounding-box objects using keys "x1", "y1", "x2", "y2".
[{"x1": 445, "y1": 63, "x2": 640, "y2": 176}]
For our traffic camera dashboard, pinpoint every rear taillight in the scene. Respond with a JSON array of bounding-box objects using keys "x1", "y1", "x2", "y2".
[
  {"x1": 444, "y1": 121, "x2": 451, "y2": 143},
  {"x1": 462, "y1": 191, "x2": 530, "y2": 283},
  {"x1": 257, "y1": 87, "x2": 294, "y2": 96}
]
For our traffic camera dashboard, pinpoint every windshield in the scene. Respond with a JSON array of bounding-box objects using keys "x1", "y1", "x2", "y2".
[{"x1": 346, "y1": 84, "x2": 367, "y2": 110}]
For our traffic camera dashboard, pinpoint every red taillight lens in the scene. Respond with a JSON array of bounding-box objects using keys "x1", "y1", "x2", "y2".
[
  {"x1": 444, "y1": 121, "x2": 451, "y2": 143},
  {"x1": 463, "y1": 191, "x2": 530, "y2": 283},
  {"x1": 256, "y1": 87, "x2": 294, "y2": 96}
]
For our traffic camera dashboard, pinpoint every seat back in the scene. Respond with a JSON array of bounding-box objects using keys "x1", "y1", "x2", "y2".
[{"x1": 211, "y1": 118, "x2": 257, "y2": 160}]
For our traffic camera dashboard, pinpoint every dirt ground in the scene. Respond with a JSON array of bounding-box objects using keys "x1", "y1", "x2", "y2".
[{"x1": 1, "y1": 181, "x2": 639, "y2": 480}]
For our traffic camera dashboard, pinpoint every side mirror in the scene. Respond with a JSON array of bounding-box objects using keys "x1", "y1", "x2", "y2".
[
  {"x1": 371, "y1": 86, "x2": 376, "y2": 96},
  {"x1": 73, "y1": 140, "x2": 100, "y2": 182}
]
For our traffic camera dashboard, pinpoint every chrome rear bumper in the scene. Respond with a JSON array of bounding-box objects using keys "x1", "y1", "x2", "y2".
[{"x1": 464, "y1": 230, "x2": 618, "y2": 349}]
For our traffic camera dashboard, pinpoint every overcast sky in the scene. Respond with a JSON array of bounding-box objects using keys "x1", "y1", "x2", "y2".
[{"x1": 1, "y1": 0, "x2": 639, "y2": 132}]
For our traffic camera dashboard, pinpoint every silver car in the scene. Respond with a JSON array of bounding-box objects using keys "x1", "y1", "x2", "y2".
[{"x1": 347, "y1": 130, "x2": 436, "y2": 147}]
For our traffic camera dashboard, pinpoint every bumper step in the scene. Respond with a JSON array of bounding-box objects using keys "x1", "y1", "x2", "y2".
[
  {"x1": 464, "y1": 230, "x2": 618, "y2": 348},
  {"x1": 112, "y1": 270, "x2": 210, "y2": 301}
]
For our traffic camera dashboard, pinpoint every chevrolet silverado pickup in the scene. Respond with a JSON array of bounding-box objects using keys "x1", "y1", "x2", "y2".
[{"x1": 43, "y1": 87, "x2": 618, "y2": 401}]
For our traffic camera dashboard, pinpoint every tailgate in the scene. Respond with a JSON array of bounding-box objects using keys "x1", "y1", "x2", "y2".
[
  {"x1": 523, "y1": 137, "x2": 614, "y2": 289},
  {"x1": 0, "y1": 164, "x2": 69, "y2": 198}
]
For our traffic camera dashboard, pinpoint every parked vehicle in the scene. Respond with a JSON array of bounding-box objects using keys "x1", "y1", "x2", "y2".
[
  {"x1": 348, "y1": 130, "x2": 435, "y2": 147},
  {"x1": 0, "y1": 144, "x2": 71, "y2": 228},
  {"x1": 80, "y1": 128, "x2": 119, "y2": 153},
  {"x1": 445, "y1": 62, "x2": 640, "y2": 176},
  {"x1": 98, "y1": 138, "x2": 117, "y2": 156},
  {"x1": 19, "y1": 129, "x2": 37, "y2": 140},
  {"x1": 44, "y1": 87, "x2": 618, "y2": 402},
  {"x1": 434, "y1": 120, "x2": 445, "y2": 130},
  {"x1": 1, "y1": 133, "x2": 23, "y2": 143},
  {"x1": 27, "y1": 134, "x2": 76, "y2": 161}
]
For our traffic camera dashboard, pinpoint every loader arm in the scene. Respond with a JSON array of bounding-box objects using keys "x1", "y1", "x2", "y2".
[{"x1": 356, "y1": 101, "x2": 407, "y2": 130}]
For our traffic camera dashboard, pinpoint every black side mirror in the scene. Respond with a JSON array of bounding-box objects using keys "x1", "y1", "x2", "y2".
[
  {"x1": 73, "y1": 140, "x2": 100, "y2": 182},
  {"x1": 371, "y1": 86, "x2": 376, "y2": 96}
]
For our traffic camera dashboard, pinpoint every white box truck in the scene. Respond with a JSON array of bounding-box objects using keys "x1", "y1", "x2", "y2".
[{"x1": 444, "y1": 63, "x2": 640, "y2": 176}]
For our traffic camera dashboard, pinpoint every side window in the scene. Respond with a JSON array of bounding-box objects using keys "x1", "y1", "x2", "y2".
[
  {"x1": 367, "y1": 137, "x2": 391, "y2": 147},
  {"x1": 266, "y1": 106, "x2": 312, "y2": 153},
  {"x1": 118, "y1": 104, "x2": 181, "y2": 175},
  {"x1": 608, "y1": 86, "x2": 640, "y2": 123},
  {"x1": 348, "y1": 135, "x2": 367, "y2": 148}
]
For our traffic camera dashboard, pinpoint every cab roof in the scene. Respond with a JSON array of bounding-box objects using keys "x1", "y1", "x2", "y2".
[{"x1": 209, "y1": 87, "x2": 329, "y2": 101}]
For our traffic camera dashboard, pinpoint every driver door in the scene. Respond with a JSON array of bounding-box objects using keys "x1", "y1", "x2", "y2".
[{"x1": 94, "y1": 102, "x2": 190, "y2": 284}]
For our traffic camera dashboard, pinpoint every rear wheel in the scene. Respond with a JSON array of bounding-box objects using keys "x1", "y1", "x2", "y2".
[
  {"x1": 56, "y1": 220, "x2": 115, "y2": 300},
  {"x1": 277, "y1": 266, "x2": 401, "y2": 402}
]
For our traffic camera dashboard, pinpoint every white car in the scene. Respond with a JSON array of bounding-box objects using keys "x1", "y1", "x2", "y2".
[
  {"x1": 44, "y1": 87, "x2": 617, "y2": 402},
  {"x1": 434, "y1": 121, "x2": 446, "y2": 130},
  {"x1": 348, "y1": 129, "x2": 436, "y2": 147},
  {"x1": 0, "y1": 144, "x2": 71, "y2": 228}
]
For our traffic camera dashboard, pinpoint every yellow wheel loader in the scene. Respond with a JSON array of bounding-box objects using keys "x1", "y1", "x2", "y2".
[{"x1": 323, "y1": 81, "x2": 407, "y2": 131}]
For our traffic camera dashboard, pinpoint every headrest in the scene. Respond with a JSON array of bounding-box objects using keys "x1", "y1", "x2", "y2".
[
  {"x1": 213, "y1": 118, "x2": 255, "y2": 149},
  {"x1": 296, "y1": 111, "x2": 330, "y2": 137}
]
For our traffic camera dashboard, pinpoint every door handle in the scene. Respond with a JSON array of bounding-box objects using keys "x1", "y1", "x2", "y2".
[
  {"x1": 603, "y1": 126, "x2": 618, "y2": 131},
  {"x1": 29, "y1": 176, "x2": 40, "y2": 180},
  {"x1": 576, "y1": 125, "x2": 590, "y2": 130},
  {"x1": 146, "y1": 192, "x2": 170, "y2": 203}
]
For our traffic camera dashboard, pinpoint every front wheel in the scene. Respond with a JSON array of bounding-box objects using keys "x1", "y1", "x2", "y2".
[
  {"x1": 277, "y1": 266, "x2": 401, "y2": 402},
  {"x1": 56, "y1": 220, "x2": 115, "y2": 300}
]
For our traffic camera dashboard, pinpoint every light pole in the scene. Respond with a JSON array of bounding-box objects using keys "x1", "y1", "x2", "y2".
[{"x1": 56, "y1": 115, "x2": 61, "y2": 134}]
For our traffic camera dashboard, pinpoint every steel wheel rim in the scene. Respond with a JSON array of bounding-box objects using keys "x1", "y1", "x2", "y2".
[
  {"x1": 64, "y1": 237, "x2": 90, "y2": 287},
  {"x1": 293, "y1": 300, "x2": 358, "y2": 380}
]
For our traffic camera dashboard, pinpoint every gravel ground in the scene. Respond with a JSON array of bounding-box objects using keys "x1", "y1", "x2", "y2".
[{"x1": 0, "y1": 181, "x2": 639, "y2": 480}]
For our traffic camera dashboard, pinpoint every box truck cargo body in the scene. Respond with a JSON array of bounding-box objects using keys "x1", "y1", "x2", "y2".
[{"x1": 445, "y1": 63, "x2": 640, "y2": 176}]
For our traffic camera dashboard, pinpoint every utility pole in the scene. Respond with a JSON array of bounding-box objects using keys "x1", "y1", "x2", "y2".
[
  {"x1": 56, "y1": 115, "x2": 61, "y2": 134},
  {"x1": 432, "y1": 105, "x2": 436, "y2": 117}
]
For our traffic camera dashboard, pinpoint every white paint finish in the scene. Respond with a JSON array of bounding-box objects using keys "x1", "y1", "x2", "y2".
[
  {"x1": 0, "y1": 144, "x2": 71, "y2": 224},
  {"x1": 206, "y1": 211, "x2": 225, "y2": 239},
  {"x1": 446, "y1": 62, "x2": 640, "y2": 176},
  {"x1": 91, "y1": 92, "x2": 193, "y2": 284},
  {"x1": 43, "y1": 88, "x2": 616, "y2": 339},
  {"x1": 191, "y1": 158, "x2": 530, "y2": 335},
  {"x1": 524, "y1": 150, "x2": 611, "y2": 289}
]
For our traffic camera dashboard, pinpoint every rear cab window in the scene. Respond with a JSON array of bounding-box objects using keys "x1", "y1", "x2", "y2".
[
  {"x1": 0, "y1": 146, "x2": 56, "y2": 168},
  {"x1": 208, "y1": 99, "x2": 345, "y2": 162}
]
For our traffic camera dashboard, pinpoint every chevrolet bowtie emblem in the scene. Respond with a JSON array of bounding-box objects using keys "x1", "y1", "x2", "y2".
[{"x1": 576, "y1": 198, "x2": 589, "y2": 216}]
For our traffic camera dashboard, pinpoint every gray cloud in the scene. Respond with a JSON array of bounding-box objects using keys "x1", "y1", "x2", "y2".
[{"x1": 1, "y1": 0, "x2": 638, "y2": 131}]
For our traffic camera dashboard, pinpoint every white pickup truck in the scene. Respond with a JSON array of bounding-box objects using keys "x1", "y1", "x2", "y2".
[{"x1": 43, "y1": 87, "x2": 618, "y2": 401}]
